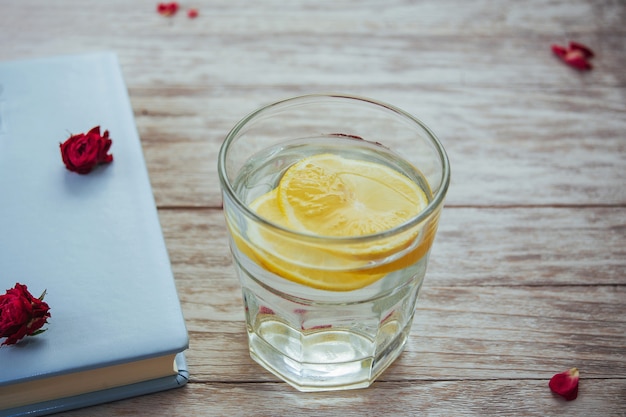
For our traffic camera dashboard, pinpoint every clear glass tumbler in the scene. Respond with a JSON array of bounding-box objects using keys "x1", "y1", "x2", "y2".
[{"x1": 218, "y1": 94, "x2": 450, "y2": 391}]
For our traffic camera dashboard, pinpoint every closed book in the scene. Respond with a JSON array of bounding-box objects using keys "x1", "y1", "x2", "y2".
[{"x1": 0, "y1": 52, "x2": 189, "y2": 416}]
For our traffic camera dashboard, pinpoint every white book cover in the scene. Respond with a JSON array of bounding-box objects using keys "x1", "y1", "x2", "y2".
[{"x1": 0, "y1": 52, "x2": 189, "y2": 416}]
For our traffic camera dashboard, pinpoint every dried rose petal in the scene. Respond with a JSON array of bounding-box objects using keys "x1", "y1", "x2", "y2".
[
  {"x1": 549, "y1": 367, "x2": 580, "y2": 401},
  {"x1": 187, "y1": 8, "x2": 199, "y2": 19},
  {"x1": 569, "y1": 42, "x2": 594, "y2": 59},
  {"x1": 551, "y1": 44, "x2": 568, "y2": 59},
  {"x1": 551, "y1": 42, "x2": 594, "y2": 71},
  {"x1": 157, "y1": 2, "x2": 179, "y2": 16},
  {"x1": 564, "y1": 50, "x2": 593, "y2": 71}
]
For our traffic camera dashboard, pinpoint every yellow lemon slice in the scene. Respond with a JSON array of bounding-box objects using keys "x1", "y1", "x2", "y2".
[
  {"x1": 231, "y1": 189, "x2": 387, "y2": 290},
  {"x1": 277, "y1": 154, "x2": 428, "y2": 238},
  {"x1": 232, "y1": 153, "x2": 436, "y2": 291}
]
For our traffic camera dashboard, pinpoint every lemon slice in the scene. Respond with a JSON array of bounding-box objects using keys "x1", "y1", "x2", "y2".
[
  {"x1": 232, "y1": 153, "x2": 435, "y2": 291},
  {"x1": 277, "y1": 154, "x2": 428, "y2": 237},
  {"x1": 236, "y1": 189, "x2": 386, "y2": 290}
]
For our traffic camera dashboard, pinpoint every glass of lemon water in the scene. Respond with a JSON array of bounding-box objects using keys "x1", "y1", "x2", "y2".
[{"x1": 218, "y1": 94, "x2": 450, "y2": 391}]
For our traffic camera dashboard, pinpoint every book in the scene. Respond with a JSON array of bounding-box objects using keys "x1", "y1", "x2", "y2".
[{"x1": 0, "y1": 52, "x2": 189, "y2": 416}]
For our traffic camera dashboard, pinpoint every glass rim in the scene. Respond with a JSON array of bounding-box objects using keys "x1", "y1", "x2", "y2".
[{"x1": 218, "y1": 93, "x2": 451, "y2": 243}]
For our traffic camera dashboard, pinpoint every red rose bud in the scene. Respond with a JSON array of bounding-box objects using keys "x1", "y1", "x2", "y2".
[
  {"x1": 0, "y1": 283, "x2": 51, "y2": 346},
  {"x1": 551, "y1": 42, "x2": 594, "y2": 71},
  {"x1": 60, "y1": 126, "x2": 113, "y2": 174},
  {"x1": 549, "y1": 367, "x2": 580, "y2": 401}
]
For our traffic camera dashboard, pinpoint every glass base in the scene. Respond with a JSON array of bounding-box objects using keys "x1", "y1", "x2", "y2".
[{"x1": 247, "y1": 317, "x2": 412, "y2": 392}]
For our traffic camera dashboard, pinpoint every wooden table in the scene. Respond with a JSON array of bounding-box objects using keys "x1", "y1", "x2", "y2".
[{"x1": 2, "y1": 1, "x2": 625, "y2": 415}]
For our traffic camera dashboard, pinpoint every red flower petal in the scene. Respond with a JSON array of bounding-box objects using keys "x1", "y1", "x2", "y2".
[
  {"x1": 549, "y1": 367, "x2": 580, "y2": 401},
  {"x1": 157, "y1": 3, "x2": 168, "y2": 14},
  {"x1": 188, "y1": 8, "x2": 199, "y2": 19},
  {"x1": 157, "y1": 2, "x2": 179, "y2": 16},
  {"x1": 551, "y1": 42, "x2": 594, "y2": 71},
  {"x1": 569, "y1": 42, "x2": 594, "y2": 59},
  {"x1": 551, "y1": 44, "x2": 567, "y2": 59},
  {"x1": 565, "y1": 51, "x2": 593, "y2": 71}
]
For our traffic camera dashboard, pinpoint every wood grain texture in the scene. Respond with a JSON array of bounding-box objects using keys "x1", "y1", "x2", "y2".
[
  {"x1": 1, "y1": 0, "x2": 625, "y2": 415},
  {"x1": 54, "y1": 380, "x2": 626, "y2": 417},
  {"x1": 2, "y1": 1, "x2": 624, "y2": 88},
  {"x1": 134, "y1": 84, "x2": 626, "y2": 208}
]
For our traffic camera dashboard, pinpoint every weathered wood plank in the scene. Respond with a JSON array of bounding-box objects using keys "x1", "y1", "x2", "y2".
[
  {"x1": 4, "y1": 0, "x2": 626, "y2": 38},
  {"x1": 4, "y1": 32, "x2": 620, "y2": 89},
  {"x1": 54, "y1": 379, "x2": 626, "y2": 417},
  {"x1": 0, "y1": 1, "x2": 624, "y2": 90},
  {"x1": 428, "y1": 207, "x2": 626, "y2": 286},
  {"x1": 135, "y1": 85, "x2": 626, "y2": 208}
]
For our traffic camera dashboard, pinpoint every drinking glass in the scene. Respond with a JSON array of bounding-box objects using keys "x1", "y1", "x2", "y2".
[{"x1": 218, "y1": 94, "x2": 450, "y2": 391}]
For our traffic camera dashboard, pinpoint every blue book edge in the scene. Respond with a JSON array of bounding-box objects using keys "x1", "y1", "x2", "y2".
[{"x1": 1, "y1": 353, "x2": 189, "y2": 417}]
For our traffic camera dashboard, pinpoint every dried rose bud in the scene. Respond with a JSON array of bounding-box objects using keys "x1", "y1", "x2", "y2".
[
  {"x1": 549, "y1": 367, "x2": 580, "y2": 401},
  {"x1": 0, "y1": 283, "x2": 51, "y2": 346},
  {"x1": 60, "y1": 126, "x2": 113, "y2": 174}
]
